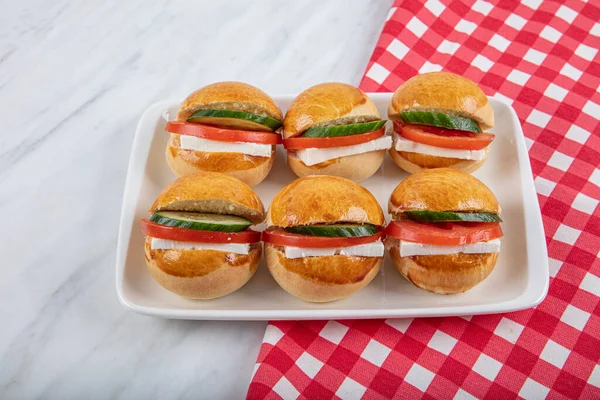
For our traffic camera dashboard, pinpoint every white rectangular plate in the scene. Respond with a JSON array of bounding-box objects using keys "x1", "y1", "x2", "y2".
[{"x1": 116, "y1": 94, "x2": 549, "y2": 320}]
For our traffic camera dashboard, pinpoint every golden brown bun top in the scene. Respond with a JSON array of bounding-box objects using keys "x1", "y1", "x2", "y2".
[
  {"x1": 150, "y1": 173, "x2": 265, "y2": 223},
  {"x1": 268, "y1": 175, "x2": 384, "y2": 227},
  {"x1": 177, "y1": 81, "x2": 283, "y2": 121},
  {"x1": 283, "y1": 83, "x2": 381, "y2": 139},
  {"x1": 389, "y1": 168, "x2": 500, "y2": 214},
  {"x1": 388, "y1": 72, "x2": 494, "y2": 130}
]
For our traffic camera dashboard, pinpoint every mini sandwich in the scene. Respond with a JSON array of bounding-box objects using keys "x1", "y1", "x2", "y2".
[
  {"x1": 384, "y1": 168, "x2": 503, "y2": 294},
  {"x1": 141, "y1": 173, "x2": 265, "y2": 299},
  {"x1": 282, "y1": 83, "x2": 392, "y2": 182},
  {"x1": 263, "y1": 175, "x2": 385, "y2": 302},
  {"x1": 165, "y1": 82, "x2": 283, "y2": 187},
  {"x1": 388, "y1": 72, "x2": 495, "y2": 173}
]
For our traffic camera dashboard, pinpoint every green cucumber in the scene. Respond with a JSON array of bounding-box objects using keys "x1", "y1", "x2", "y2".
[
  {"x1": 150, "y1": 211, "x2": 252, "y2": 232},
  {"x1": 400, "y1": 111, "x2": 481, "y2": 133},
  {"x1": 187, "y1": 109, "x2": 282, "y2": 132},
  {"x1": 302, "y1": 120, "x2": 387, "y2": 138},
  {"x1": 404, "y1": 211, "x2": 502, "y2": 223},
  {"x1": 285, "y1": 224, "x2": 378, "y2": 237}
]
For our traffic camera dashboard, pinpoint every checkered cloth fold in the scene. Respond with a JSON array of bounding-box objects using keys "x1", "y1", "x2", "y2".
[{"x1": 248, "y1": 1, "x2": 600, "y2": 398}]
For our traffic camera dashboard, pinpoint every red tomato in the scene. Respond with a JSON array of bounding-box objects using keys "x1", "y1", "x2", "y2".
[
  {"x1": 262, "y1": 227, "x2": 383, "y2": 248},
  {"x1": 394, "y1": 121, "x2": 494, "y2": 150},
  {"x1": 165, "y1": 121, "x2": 282, "y2": 145},
  {"x1": 385, "y1": 220, "x2": 503, "y2": 246},
  {"x1": 141, "y1": 219, "x2": 261, "y2": 243},
  {"x1": 282, "y1": 128, "x2": 385, "y2": 150}
]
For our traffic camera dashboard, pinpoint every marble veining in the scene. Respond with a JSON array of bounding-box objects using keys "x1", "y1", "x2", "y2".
[{"x1": 0, "y1": 0, "x2": 392, "y2": 398}]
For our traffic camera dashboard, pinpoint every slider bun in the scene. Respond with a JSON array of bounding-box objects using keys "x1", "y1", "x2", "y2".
[
  {"x1": 283, "y1": 83, "x2": 380, "y2": 139},
  {"x1": 389, "y1": 167, "x2": 500, "y2": 215},
  {"x1": 150, "y1": 172, "x2": 265, "y2": 223},
  {"x1": 389, "y1": 147, "x2": 488, "y2": 174},
  {"x1": 166, "y1": 135, "x2": 274, "y2": 187},
  {"x1": 267, "y1": 175, "x2": 384, "y2": 227},
  {"x1": 388, "y1": 72, "x2": 493, "y2": 130},
  {"x1": 287, "y1": 150, "x2": 385, "y2": 182},
  {"x1": 265, "y1": 244, "x2": 381, "y2": 302},
  {"x1": 177, "y1": 81, "x2": 283, "y2": 121},
  {"x1": 389, "y1": 244, "x2": 498, "y2": 294},
  {"x1": 145, "y1": 239, "x2": 261, "y2": 299}
]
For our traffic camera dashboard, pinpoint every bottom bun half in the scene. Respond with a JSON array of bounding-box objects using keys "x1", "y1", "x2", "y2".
[
  {"x1": 144, "y1": 238, "x2": 261, "y2": 299},
  {"x1": 166, "y1": 135, "x2": 275, "y2": 187},
  {"x1": 389, "y1": 245, "x2": 498, "y2": 294},
  {"x1": 389, "y1": 147, "x2": 488, "y2": 174},
  {"x1": 265, "y1": 243, "x2": 382, "y2": 302},
  {"x1": 287, "y1": 150, "x2": 385, "y2": 182}
]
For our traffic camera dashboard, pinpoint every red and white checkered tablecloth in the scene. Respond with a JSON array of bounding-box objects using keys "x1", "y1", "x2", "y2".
[{"x1": 247, "y1": 1, "x2": 600, "y2": 398}]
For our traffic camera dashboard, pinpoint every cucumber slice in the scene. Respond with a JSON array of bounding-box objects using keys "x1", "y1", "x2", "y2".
[
  {"x1": 302, "y1": 120, "x2": 387, "y2": 138},
  {"x1": 285, "y1": 224, "x2": 378, "y2": 237},
  {"x1": 400, "y1": 111, "x2": 481, "y2": 133},
  {"x1": 150, "y1": 211, "x2": 252, "y2": 232},
  {"x1": 404, "y1": 211, "x2": 502, "y2": 223},
  {"x1": 187, "y1": 109, "x2": 282, "y2": 132}
]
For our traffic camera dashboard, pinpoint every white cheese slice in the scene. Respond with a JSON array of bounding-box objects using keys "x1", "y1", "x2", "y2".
[
  {"x1": 339, "y1": 241, "x2": 386, "y2": 257},
  {"x1": 284, "y1": 247, "x2": 336, "y2": 259},
  {"x1": 393, "y1": 133, "x2": 487, "y2": 160},
  {"x1": 284, "y1": 240, "x2": 385, "y2": 259},
  {"x1": 179, "y1": 135, "x2": 272, "y2": 157},
  {"x1": 150, "y1": 238, "x2": 250, "y2": 254},
  {"x1": 295, "y1": 136, "x2": 392, "y2": 166},
  {"x1": 399, "y1": 239, "x2": 501, "y2": 257}
]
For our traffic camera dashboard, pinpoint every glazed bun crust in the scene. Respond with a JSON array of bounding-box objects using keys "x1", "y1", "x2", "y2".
[
  {"x1": 389, "y1": 147, "x2": 487, "y2": 174},
  {"x1": 177, "y1": 81, "x2": 282, "y2": 121},
  {"x1": 267, "y1": 175, "x2": 385, "y2": 227},
  {"x1": 265, "y1": 244, "x2": 381, "y2": 302},
  {"x1": 287, "y1": 150, "x2": 385, "y2": 182},
  {"x1": 166, "y1": 135, "x2": 274, "y2": 188},
  {"x1": 145, "y1": 239, "x2": 261, "y2": 299},
  {"x1": 151, "y1": 172, "x2": 265, "y2": 223},
  {"x1": 389, "y1": 168, "x2": 500, "y2": 215},
  {"x1": 388, "y1": 72, "x2": 493, "y2": 130},
  {"x1": 389, "y1": 244, "x2": 498, "y2": 294},
  {"x1": 283, "y1": 83, "x2": 380, "y2": 139}
]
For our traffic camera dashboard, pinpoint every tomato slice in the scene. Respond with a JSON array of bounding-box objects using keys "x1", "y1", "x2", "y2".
[
  {"x1": 262, "y1": 227, "x2": 383, "y2": 248},
  {"x1": 283, "y1": 128, "x2": 385, "y2": 150},
  {"x1": 394, "y1": 121, "x2": 494, "y2": 150},
  {"x1": 385, "y1": 220, "x2": 503, "y2": 246},
  {"x1": 165, "y1": 121, "x2": 282, "y2": 145},
  {"x1": 141, "y1": 219, "x2": 261, "y2": 243}
]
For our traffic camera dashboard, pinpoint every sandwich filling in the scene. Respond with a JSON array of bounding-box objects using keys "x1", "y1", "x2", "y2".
[
  {"x1": 178, "y1": 135, "x2": 272, "y2": 157},
  {"x1": 150, "y1": 239, "x2": 251, "y2": 254},
  {"x1": 385, "y1": 211, "x2": 503, "y2": 257},
  {"x1": 393, "y1": 133, "x2": 486, "y2": 161},
  {"x1": 141, "y1": 211, "x2": 261, "y2": 254},
  {"x1": 397, "y1": 239, "x2": 501, "y2": 257},
  {"x1": 283, "y1": 120, "x2": 392, "y2": 166},
  {"x1": 165, "y1": 108, "x2": 283, "y2": 156},
  {"x1": 263, "y1": 223, "x2": 385, "y2": 258},
  {"x1": 391, "y1": 111, "x2": 495, "y2": 161}
]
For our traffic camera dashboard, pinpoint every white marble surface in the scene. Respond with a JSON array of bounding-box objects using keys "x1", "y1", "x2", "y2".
[{"x1": 0, "y1": 0, "x2": 392, "y2": 398}]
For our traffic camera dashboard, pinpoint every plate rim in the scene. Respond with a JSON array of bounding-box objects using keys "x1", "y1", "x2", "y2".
[{"x1": 115, "y1": 95, "x2": 549, "y2": 321}]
